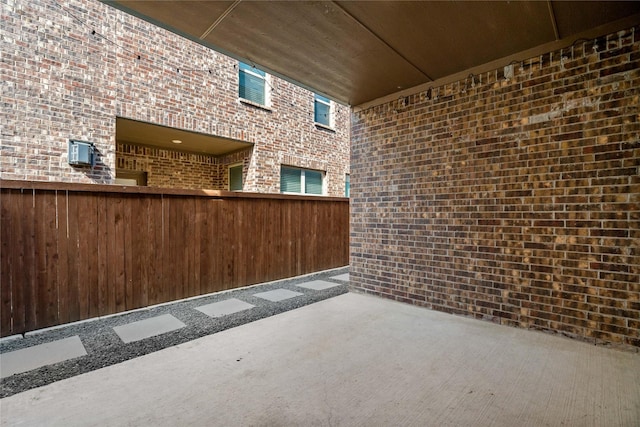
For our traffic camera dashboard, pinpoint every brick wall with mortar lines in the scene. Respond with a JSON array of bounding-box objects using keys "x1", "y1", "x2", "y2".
[
  {"x1": 1, "y1": 0, "x2": 350, "y2": 196},
  {"x1": 117, "y1": 143, "x2": 226, "y2": 190},
  {"x1": 351, "y1": 26, "x2": 640, "y2": 349}
]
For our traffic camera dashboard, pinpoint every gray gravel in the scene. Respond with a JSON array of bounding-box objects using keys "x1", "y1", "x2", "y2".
[{"x1": 0, "y1": 267, "x2": 349, "y2": 398}]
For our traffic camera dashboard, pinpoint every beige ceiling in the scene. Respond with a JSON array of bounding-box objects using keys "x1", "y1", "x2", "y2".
[
  {"x1": 104, "y1": 1, "x2": 640, "y2": 106},
  {"x1": 116, "y1": 117, "x2": 252, "y2": 156}
]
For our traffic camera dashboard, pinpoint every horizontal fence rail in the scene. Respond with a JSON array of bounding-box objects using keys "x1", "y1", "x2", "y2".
[{"x1": 0, "y1": 180, "x2": 349, "y2": 336}]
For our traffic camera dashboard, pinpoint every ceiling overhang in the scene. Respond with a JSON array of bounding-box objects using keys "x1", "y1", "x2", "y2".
[
  {"x1": 116, "y1": 117, "x2": 253, "y2": 156},
  {"x1": 103, "y1": 1, "x2": 640, "y2": 107}
]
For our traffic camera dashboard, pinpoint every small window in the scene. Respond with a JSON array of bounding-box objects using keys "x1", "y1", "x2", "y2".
[
  {"x1": 115, "y1": 170, "x2": 147, "y2": 186},
  {"x1": 239, "y1": 62, "x2": 267, "y2": 105},
  {"x1": 229, "y1": 164, "x2": 243, "y2": 191},
  {"x1": 280, "y1": 166, "x2": 324, "y2": 196},
  {"x1": 314, "y1": 94, "x2": 332, "y2": 127},
  {"x1": 345, "y1": 174, "x2": 350, "y2": 197}
]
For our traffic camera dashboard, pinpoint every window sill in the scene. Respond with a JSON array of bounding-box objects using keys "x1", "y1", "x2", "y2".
[
  {"x1": 240, "y1": 98, "x2": 273, "y2": 112},
  {"x1": 314, "y1": 122, "x2": 335, "y2": 132},
  {"x1": 281, "y1": 192, "x2": 325, "y2": 197}
]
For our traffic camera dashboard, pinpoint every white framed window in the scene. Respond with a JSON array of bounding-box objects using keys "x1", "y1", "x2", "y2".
[
  {"x1": 345, "y1": 173, "x2": 350, "y2": 197},
  {"x1": 280, "y1": 166, "x2": 324, "y2": 196},
  {"x1": 228, "y1": 163, "x2": 243, "y2": 191},
  {"x1": 239, "y1": 62, "x2": 270, "y2": 106},
  {"x1": 314, "y1": 93, "x2": 333, "y2": 128}
]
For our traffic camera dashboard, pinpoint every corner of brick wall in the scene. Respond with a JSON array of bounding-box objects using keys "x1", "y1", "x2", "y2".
[{"x1": 350, "y1": 25, "x2": 640, "y2": 350}]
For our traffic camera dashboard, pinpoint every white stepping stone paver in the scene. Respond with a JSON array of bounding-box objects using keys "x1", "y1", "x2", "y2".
[
  {"x1": 296, "y1": 280, "x2": 343, "y2": 291},
  {"x1": 196, "y1": 298, "x2": 255, "y2": 318},
  {"x1": 113, "y1": 314, "x2": 186, "y2": 344},
  {"x1": 0, "y1": 336, "x2": 87, "y2": 379},
  {"x1": 253, "y1": 289, "x2": 303, "y2": 302},
  {"x1": 330, "y1": 273, "x2": 350, "y2": 282}
]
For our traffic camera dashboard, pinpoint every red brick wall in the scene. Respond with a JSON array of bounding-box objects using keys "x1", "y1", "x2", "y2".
[
  {"x1": 1, "y1": 0, "x2": 350, "y2": 196},
  {"x1": 351, "y1": 26, "x2": 640, "y2": 349}
]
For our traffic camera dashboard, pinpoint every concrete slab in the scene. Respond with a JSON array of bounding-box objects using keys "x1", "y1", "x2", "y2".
[
  {"x1": 2, "y1": 293, "x2": 639, "y2": 426},
  {"x1": 253, "y1": 288, "x2": 303, "y2": 302},
  {"x1": 195, "y1": 298, "x2": 255, "y2": 318},
  {"x1": 296, "y1": 279, "x2": 343, "y2": 291},
  {"x1": 0, "y1": 336, "x2": 87, "y2": 379},
  {"x1": 330, "y1": 273, "x2": 349, "y2": 281},
  {"x1": 113, "y1": 314, "x2": 186, "y2": 344}
]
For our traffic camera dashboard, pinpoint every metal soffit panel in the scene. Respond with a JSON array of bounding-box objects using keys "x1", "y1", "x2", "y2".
[{"x1": 104, "y1": 1, "x2": 640, "y2": 106}]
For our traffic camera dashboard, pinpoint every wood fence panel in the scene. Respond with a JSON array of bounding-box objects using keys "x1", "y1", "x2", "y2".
[{"x1": 0, "y1": 181, "x2": 349, "y2": 336}]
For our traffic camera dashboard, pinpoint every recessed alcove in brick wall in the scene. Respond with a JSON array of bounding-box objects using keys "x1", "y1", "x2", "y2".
[
  {"x1": 116, "y1": 143, "x2": 252, "y2": 190},
  {"x1": 350, "y1": 26, "x2": 640, "y2": 349}
]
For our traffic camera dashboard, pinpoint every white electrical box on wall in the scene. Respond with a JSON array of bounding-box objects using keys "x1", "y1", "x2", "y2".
[{"x1": 68, "y1": 140, "x2": 94, "y2": 166}]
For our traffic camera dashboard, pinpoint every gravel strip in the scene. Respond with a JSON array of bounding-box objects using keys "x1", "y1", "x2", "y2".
[{"x1": 0, "y1": 267, "x2": 349, "y2": 398}]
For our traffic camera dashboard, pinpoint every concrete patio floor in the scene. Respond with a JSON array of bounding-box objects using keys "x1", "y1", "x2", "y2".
[{"x1": 1, "y1": 292, "x2": 639, "y2": 426}]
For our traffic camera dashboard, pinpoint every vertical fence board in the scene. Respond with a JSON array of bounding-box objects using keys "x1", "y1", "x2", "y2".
[
  {"x1": 123, "y1": 195, "x2": 134, "y2": 310},
  {"x1": 21, "y1": 191, "x2": 36, "y2": 331},
  {"x1": 96, "y1": 194, "x2": 109, "y2": 316},
  {"x1": 192, "y1": 198, "x2": 203, "y2": 297},
  {"x1": 55, "y1": 191, "x2": 70, "y2": 326},
  {"x1": 76, "y1": 193, "x2": 90, "y2": 320},
  {"x1": 157, "y1": 197, "x2": 173, "y2": 302},
  {"x1": 105, "y1": 195, "x2": 117, "y2": 315},
  {"x1": 1, "y1": 191, "x2": 16, "y2": 335},
  {"x1": 235, "y1": 200, "x2": 245, "y2": 287},
  {"x1": 87, "y1": 194, "x2": 101, "y2": 319},
  {"x1": 184, "y1": 197, "x2": 195, "y2": 298},
  {"x1": 198, "y1": 199, "x2": 213, "y2": 294},
  {"x1": 36, "y1": 191, "x2": 58, "y2": 329},
  {"x1": 113, "y1": 195, "x2": 126, "y2": 313},
  {"x1": 132, "y1": 196, "x2": 148, "y2": 309},
  {"x1": 0, "y1": 183, "x2": 348, "y2": 336},
  {"x1": 167, "y1": 197, "x2": 179, "y2": 301},
  {"x1": 221, "y1": 200, "x2": 233, "y2": 290},
  {"x1": 65, "y1": 193, "x2": 80, "y2": 323},
  {"x1": 209, "y1": 199, "x2": 223, "y2": 294},
  {"x1": 148, "y1": 195, "x2": 162, "y2": 306}
]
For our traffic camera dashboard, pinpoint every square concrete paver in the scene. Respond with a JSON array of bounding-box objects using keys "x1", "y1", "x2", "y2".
[
  {"x1": 113, "y1": 314, "x2": 186, "y2": 344},
  {"x1": 195, "y1": 298, "x2": 255, "y2": 318},
  {"x1": 330, "y1": 273, "x2": 349, "y2": 282},
  {"x1": 253, "y1": 289, "x2": 303, "y2": 302},
  {"x1": 0, "y1": 336, "x2": 87, "y2": 379},
  {"x1": 296, "y1": 280, "x2": 343, "y2": 291}
]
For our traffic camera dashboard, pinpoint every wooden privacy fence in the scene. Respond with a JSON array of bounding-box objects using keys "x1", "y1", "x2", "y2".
[{"x1": 0, "y1": 180, "x2": 349, "y2": 337}]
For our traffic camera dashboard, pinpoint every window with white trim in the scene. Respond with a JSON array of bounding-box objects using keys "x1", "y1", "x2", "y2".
[
  {"x1": 314, "y1": 93, "x2": 332, "y2": 127},
  {"x1": 239, "y1": 62, "x2": 269, "y2": 106},
  {"x1": 345, "y1": 174, "x2": 350, "y2": 197},
  {"x1": 229, "y1": 164, "x2": 243, "y2": 191},
  {"x1": 280, "y1": 166, "x2": 324, "y2": 195}
]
